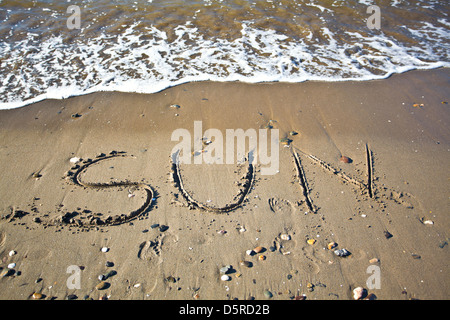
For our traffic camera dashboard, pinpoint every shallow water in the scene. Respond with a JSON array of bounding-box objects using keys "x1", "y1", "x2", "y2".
[{"x1": 0, "y1": 0, "x2": 449, "y2": 109}]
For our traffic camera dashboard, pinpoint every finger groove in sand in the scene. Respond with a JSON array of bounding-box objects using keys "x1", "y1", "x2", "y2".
[
  {"x1": 171, "y1": 150, "x2": 255, "y2": 213},
  {"x1": 292, "y1": 151, "x2": 317, "y2": 213},
  {"x1": 55, "y1": 153, "x2": 155, "y2": 228}
]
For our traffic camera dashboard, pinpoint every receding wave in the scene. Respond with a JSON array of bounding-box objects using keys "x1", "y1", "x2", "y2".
[{"x1": 0, "y1": 0, "x2": 448, "y2": 109}]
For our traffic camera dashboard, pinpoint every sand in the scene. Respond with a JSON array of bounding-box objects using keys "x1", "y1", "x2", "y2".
[{"x1": 0, "y1": 68, "x2": 448, "y2": 301}]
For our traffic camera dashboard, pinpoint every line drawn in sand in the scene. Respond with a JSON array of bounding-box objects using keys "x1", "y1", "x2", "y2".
[
  {"x1": 49, "y1": 152, "x2": 156, "y2": 228},
  {"x1": 291, "y1": 144, "x2": 416, "y2": 211},
  {"x1": 170, "y1": 149, "x2": 255, "y2": 213}
]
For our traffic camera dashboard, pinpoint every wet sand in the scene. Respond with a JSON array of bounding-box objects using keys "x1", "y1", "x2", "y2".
[{"x1": 0, "y1": 68, "x2": 448, "y2": 300}]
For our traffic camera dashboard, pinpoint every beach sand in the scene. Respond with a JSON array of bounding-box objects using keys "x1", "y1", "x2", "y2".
[{"x1": 0, "y1": 68, "x2": 448, "y2": 300}]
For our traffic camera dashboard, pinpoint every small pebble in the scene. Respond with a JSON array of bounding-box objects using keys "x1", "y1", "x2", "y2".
[
  {"x1": 1, "y1": 269, "x2": 14, "y2": 278},
  {"x1": 159, "y1": 225, "x2": 169, "y2": 232},
  {"x1": 307, "y1": 239, "x2": 316, "y2": 245},
  {"x1": 327, "y1": 242, "x2": 337, "y2": 250},
  {"x1": 7, "y1": 263, "x2": 16, "y2": 269},
  {"x1": 220, "y1": 266, "x2": 231, "y2": 274},
  {"x1": 254, "y1": 246, "x2": 264, "y2": 253},
  {"x1": 69, "y1": 157, "x2": 80, "y2": 163},
  {"x1": 353, "y1": 287, "x2": 367, "y2": 300},
  {"x1": 263, "y1": 290, "x2": 273, "y2": 298},
  {"x1": 105, "y1": 261, "x2": 114, "y2": 267},
  {"x1": 280, "y1": 234, "x2": 291, "y2": 241},
  {"x1": 240, "y1": 260, "x2": 252, "y2": 268},
  {"x1": 8, "y1": 250, "x2": 16, "y2": 257},
  {"x1": 246, "y1": 249, "x2": 255, "y2": 256},
  {"x1": 32, "y1": 292, "x2": 43, "y2": 300},
  {"x1": 101, "y1": 247, "x2": 109, "y2": 253},
  {"x1": 258, "y1": 255, "x2": 266, "y2": 261},
  {"x1": 340, "y1": 156, "x2": 352, "y2": 163},
  {"x1": 95, "y1": 281, "x2": 108, "y2": 290},
  {"x1": 221, "y1": 275, "x2": 231, "y2": 281},
  {"x1": 150, "y1": 223, "x2": 160, "y2": 229},
  {"x1": 334, "y1": 249, "x2": 351, "y2": 257}
]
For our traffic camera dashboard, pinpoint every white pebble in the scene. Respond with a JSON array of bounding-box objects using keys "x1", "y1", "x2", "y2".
[
  {"x1": 246, "y1": 250, "x2": 254, "y2": 256},
  {"x1": 69, "y1": 157, "x2": 80, "y2": 163},
  {"x1": 221, "y1": 275, "x2": 231, "y2": 281},
  {"x1": 101, "y1": 247, "x2": 109, "y2": 253},
  {"x1": 280, "y1": 234, "x2": 291, "y2": 241},
  {"x1": 8, "y1": 250, "x2": 16, "y2": 257},
  {"x1": 7, "y1": 263, "x2": 16, "y2": 269}
]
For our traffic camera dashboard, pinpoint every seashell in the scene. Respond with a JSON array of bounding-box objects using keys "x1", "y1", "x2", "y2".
[
  {"x1": 7, "y1": 263, "x2": 16, "y2": 269},
  {"x1": 327, "y1": 242, "x2": 337, "y2": 250},
  {"x1": 95, "y1": 281, "x2": 109, "y2": 290},
  {"x1": 369, "y1": 258, "x2": 379, "y2": 264},
  {"x1": 423, "y1": 219, "x2": 434, "y2": 225},
  {"x1": 246, "y1": 249, "x2": 255, "y2": 256},
  {"x1": 258, "y1": 255, "x2": 266, "y2": 261},
  {"x1": 280, "y1": 234, "x2": 291, "y2": 241},
  {"x1": 289, "y1": 131, "x2": 298, "y2": 136},
  {"x1": 240, "y1": 260, "x2": 252, "y2": 268},
  {"x1": 339, "y1": 156, "x2": 352, "y2": 163},
  {"x1": 101, "y1": 247, "x2": 109, "y2": 253},
  {"x1": 170, "y1": 104, "x2": 181, "y2": 109},
  {"x1": 220, "y1": 275, "x2": 231, "y2": 281},
  {"x1": 32, "y1": 292, "x2": 43, "y2": 300},
  {"x1": 334, "y1": 248, "x2": 351, "y2": 257},
  {"x1": 166, "y1": 276, "x2": 176, "y2": 283},
  {"x1": 8, "y1": 250, "x2": 16, "y2": 256},
  {"x1": 353, "y1": 287, "x2": 367, "y2": 300},
  {"x1": 307, "y1": 239, "x2": 316, "y2": 245},
  {"x1": 254, "y1": 246, "x2": 264, "y2": 253}
]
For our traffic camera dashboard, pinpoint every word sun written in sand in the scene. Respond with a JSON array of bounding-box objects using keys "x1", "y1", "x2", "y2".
[{"x1": 6, "y1": 128, "x2": 415, "y2": 228}]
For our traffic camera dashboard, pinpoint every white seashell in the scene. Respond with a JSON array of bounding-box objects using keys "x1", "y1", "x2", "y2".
[
  {"x1": 221, "y1": 275, "x2": 231, "y2": 281},
  {"x1": 246, "y1": 249, "x2": 254, "y2": 256},
  {"x1": 134, "y1": 283, "x2": 141, "y2": 288},
  {"x1": 353, "y1": 287, "x2": 367, "y2": 300},
  {"x1": 7, "y1": 263, "x2": 16, "y2": 269},
  {"x1": 239, "y1": 227, "x2": 246, "y2": 233},
  {"x1": 101, "y1": 247, "x2": 109, "y2": 253},
  {"x1": 8, "y1": 250, "x2": 16, "y2": 257},
  {"x1": 69, "y1": 157, "x2": 80, "y2": 163},
  {"x1": 423, "y1": 220, "x2": 434, "y2": 225}
]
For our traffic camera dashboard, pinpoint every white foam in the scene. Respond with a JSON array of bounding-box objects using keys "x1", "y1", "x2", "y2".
[{"x1": 0, "y1": 19, "x2": 448, "y2": 110}]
